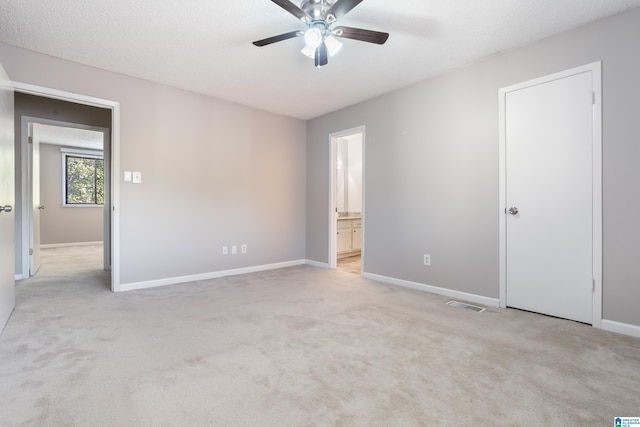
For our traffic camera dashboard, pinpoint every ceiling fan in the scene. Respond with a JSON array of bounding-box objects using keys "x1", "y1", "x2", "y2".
[{"x1": 253, "y1": 0, "x2": 389, "y2": 68}]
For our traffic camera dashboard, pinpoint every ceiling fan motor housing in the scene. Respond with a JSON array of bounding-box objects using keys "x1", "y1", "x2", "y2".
[{"x1": 301, "y1": 0, "x2": 337, "y2": 21}]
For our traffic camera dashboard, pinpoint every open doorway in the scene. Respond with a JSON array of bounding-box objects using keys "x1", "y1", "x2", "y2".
[
  {"x1": 329, "y1": 127, "x2": 364, "y2": 274},
  {"x1": 12, "y1": 88, "x2": 120, "y2": 291},
  {"x1": 23, "y1": 120, "x2": 109, "y2": 280}
]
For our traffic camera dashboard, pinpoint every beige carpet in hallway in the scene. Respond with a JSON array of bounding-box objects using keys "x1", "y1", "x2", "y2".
[{"x1": 1, "y1": 246, "x2": 639, "y2": 426}]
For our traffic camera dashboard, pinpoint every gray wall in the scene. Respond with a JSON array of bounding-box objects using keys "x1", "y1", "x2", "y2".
[
  {"x1": 1, "y1": 45, "x2": 307, "y2": 285},
  {"x1": 39, "y1": 143, "x2": 104, "y2": 245},
  {"x1": 13, "y1": 92, "x2": 111, "y2": 272},
  {"x1": 307, "y1": 8, "x2": 640, "y2": 327}
]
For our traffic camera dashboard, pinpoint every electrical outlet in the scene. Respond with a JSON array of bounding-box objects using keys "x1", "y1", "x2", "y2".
[
  {"x1": 232, "y1": 245, "x2": 237, "y2": 255},
  {"x1": 222, "y1": 246, "x2": 228, "y2": 255},
  {"x1": 241, "y1": 244, "x2": 247, "y2": 254},
  {"x1": 423, "y1": 254, "x2": 431, "y2": 266}
]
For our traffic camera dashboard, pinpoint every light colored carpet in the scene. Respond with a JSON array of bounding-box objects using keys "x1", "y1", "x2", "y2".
[{"x1": 1, "y1": 245, "x2": 639, "y2": 426}]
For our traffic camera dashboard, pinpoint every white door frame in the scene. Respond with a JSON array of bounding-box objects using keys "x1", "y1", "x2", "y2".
[
  {"x1": 14, "y1": 82, "x2": 121, "y2": 292},
  {"x1": 328, "y1": 126, "x2": 366, "y2": 270},
  {"x1": 498, "y1": 62, "x2": 602, "y2": 327},
  {"x1": 21, "y1": 117, "x2": 111, "y2": 277},
  {"x1": 26, "y1": 121, "x2": 41, "y2": 276}
]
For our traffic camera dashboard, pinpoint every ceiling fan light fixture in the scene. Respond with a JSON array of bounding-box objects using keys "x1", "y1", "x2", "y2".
[
  {"x1": 301, "y1": 35, "x2": 341, "y2": 60},
  {"x1": 304, "y1": 27, "x2": 323, "y2": 49},
  {"x1": 301, "y1": 44, "x2": 315, "y2": 59},
  {"x1": 324, "y1": 35, "x2": 342, "y2": 57},
  {"x1": 253, "y1": 0, "x2": 389, "y2": 68}
]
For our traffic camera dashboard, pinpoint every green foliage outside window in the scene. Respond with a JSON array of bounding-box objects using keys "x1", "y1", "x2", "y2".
[{"x1": 65, "y1": 155, "x2": 104, "y2": 205}]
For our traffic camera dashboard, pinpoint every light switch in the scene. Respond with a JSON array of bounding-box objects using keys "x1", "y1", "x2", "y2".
[
  {"x1": 124, "y1": 171, "x2": 132, "y2": 182},
  {"x1": 132, "y1": 171, "x2": 142, "y2": 184}
]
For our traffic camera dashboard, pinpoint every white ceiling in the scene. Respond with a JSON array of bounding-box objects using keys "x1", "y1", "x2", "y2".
[
  {"x1": 35, "y1": 123, "x2": 104, "y2": 151},
  {"x1": 1, "y1": 0, "x2": 639, "y2": 120}
]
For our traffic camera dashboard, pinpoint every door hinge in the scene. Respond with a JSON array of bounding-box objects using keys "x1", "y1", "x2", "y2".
[
  {"x1": 592, "y1": 278, "x2": 595, "y2": 292},
  {"x1": 28, "y1": 136, "x2": 33, "y2": 144},
  {"x1": 29, "y1": 248, "x2": 33, "y2": 255},
  {"x1": 591, "y1": 91, "x2": 595, "y2": 105}
]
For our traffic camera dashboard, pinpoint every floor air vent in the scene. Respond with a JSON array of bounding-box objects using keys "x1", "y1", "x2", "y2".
[{"x1": 446, "y1": 301, "x2": 486, "y2": 313}]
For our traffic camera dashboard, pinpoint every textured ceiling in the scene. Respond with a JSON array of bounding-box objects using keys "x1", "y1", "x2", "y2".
[{"x1": 1, "y1": 0, "x2": 639, "y2": 120}]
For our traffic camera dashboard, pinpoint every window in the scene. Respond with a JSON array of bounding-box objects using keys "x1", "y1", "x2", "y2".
[{"x1": 63, "y1": 151, "x2": 104, "y2": 206}]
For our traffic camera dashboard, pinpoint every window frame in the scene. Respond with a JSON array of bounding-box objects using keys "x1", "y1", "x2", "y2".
[{"x1": 61, "y1": 148, "x2": 105, "y2": 207}]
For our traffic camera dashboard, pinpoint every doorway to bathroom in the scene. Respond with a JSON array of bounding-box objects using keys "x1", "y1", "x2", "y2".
[{"x1": 329, "y1": 127, "x2": 364, "y2": 274}]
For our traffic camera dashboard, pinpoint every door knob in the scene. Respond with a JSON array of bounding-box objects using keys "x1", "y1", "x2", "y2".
[
  {"x1": 508, "y1": 207, "x2": 519, "y2": 215},
  {"x1": 0, "y1": 205, "x2": 13, "y2": 213}
]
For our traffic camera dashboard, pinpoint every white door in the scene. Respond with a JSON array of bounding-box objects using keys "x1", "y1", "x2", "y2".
[
  {"x1": 504, "y1": 70, "x2": 596, "y2": 324},
  {"x1": 29, "y1": 123, "x2": 42, "y2": 276},
  {"x1": 0, "y1": 62, "x2": 15, "y2": 333}
]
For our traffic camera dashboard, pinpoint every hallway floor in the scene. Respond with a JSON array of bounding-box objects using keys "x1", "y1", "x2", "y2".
[{"x1": 337, "y1": 254, "x2": 361, "y2": 275}]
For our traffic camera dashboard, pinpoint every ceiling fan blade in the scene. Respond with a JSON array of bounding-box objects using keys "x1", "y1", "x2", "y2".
[
  {"x1": 332, "y1": 26, "x2": 389, "y2": 44},
  {"x1": 314, "y1": 42, "x2": 328, "y2": 68},
  {"x1": 326, "y1": 0, "x2": 364, "y2": 21},
  {"x1": 253, "y1": 30, "x2": 303, "y2": 47},
  {"x1": 271, "y1": 0, "x2": 312, "y2": 23}
]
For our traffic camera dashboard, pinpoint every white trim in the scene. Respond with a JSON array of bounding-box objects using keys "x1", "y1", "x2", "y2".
[
  {"x1": 360, "y1": 134, "x2": 366, "y2": 276},
  {"x1": 498, "y1": 61, "x2": 603, "y2": 327},
  {"x1": 60, "y1": 147, "x2": 103, "y2": 156},
  {"x1": 110, "y1": 104, "x2": 121, "y2": 291},
  {"x1": 19, "y1": 118, "x2": 28, "y2": 278},
  {"x1": 305, "y1": 259, "x2": 330, "y2": 269},
  {"x1": 328, "y1": 133, "x2": 338, "y2": 269},
  {"x1": 40, "y1": 241, "x2": 103, "y2": 249},
  {"x1": 328, "y1": 126, "x2": 366, "y2": 271},
  {"x1": 13, "y1": 82, "x2": 117, "y2": 109},
  {"x1": 363, "y1": 272, "x2": 500, "y2": 308},
  {"x1": 14, "y1": 82, "x2": 121, "y2": 292},
  {"x1": 14, "y1": 274, "x2": 24, "y2": 281},
  {"x1": 601, "y1": 320, "x2": 640, "y2": 339},
  {"x1": 118, "y1": 260, "x2": 307, "y2": 292},
  {"x1": 591, "y1": 64, "x2": 603, "y2": 329},
  {"x1": 20, "y1": 119, "x2": 31, "y2": 277},
  {"x1": 498, "y1": 87, "x2": 507, "y2": 309}
]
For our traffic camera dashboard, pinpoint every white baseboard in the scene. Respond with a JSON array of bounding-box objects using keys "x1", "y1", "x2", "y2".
[
  {"x1": 41, "y1": 241, "x2": 103, "y2": 249},
  {"x1": 305, "y1": 259, "x2": 330, "y2": 269},
  {"x1": 601, "y1": 319, "x2": 640, "y2": 339},
  {"x1": 15, "y1": 274, "x2": 24, "y2": 281},
  {"x1": 363, "y1": 272, "x2": 500, "y2": 308},
  {"x1": 118, "y1": 259, "x2": 307, "y2": 292}
]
